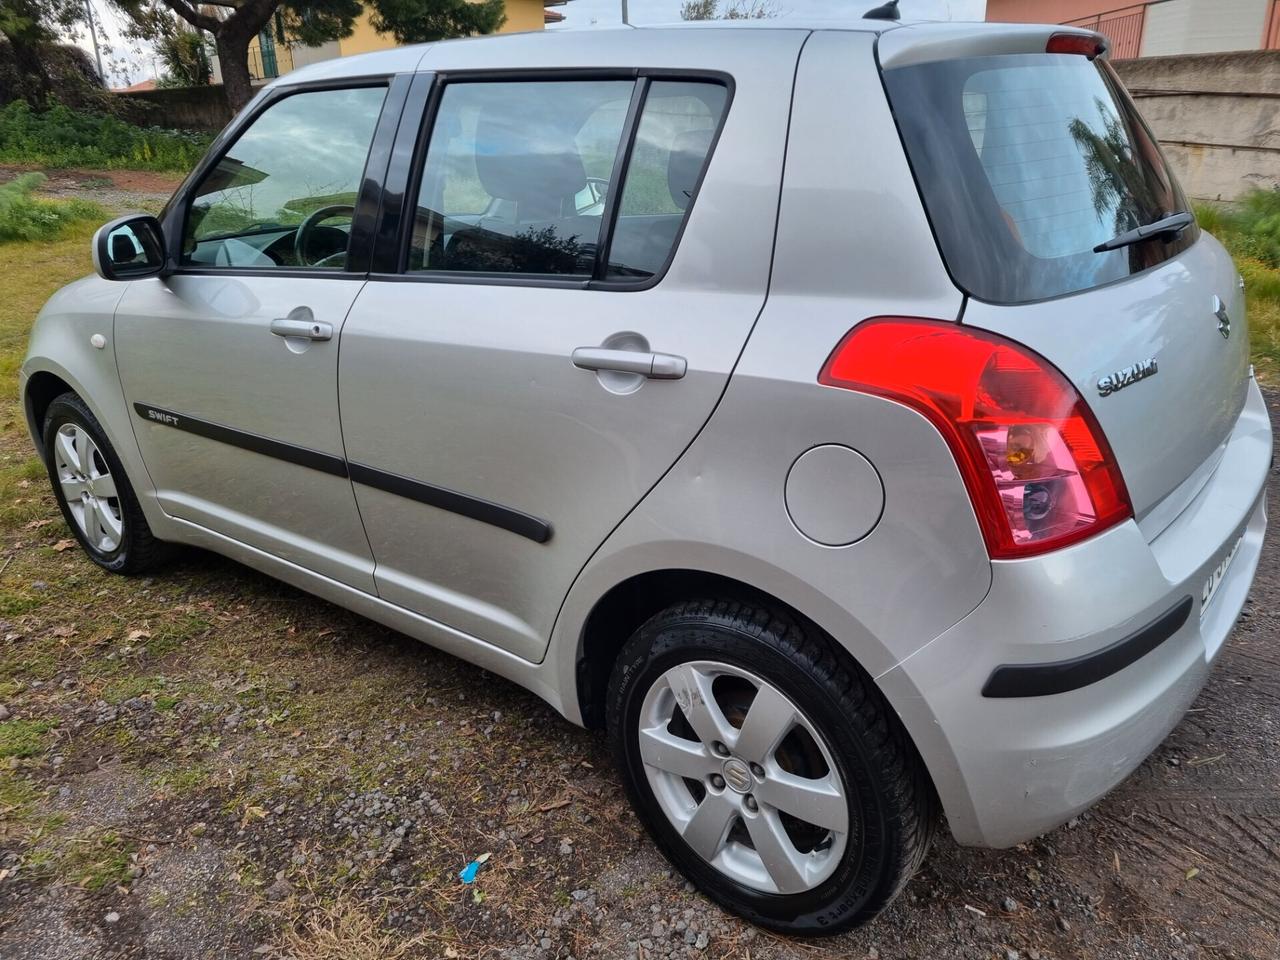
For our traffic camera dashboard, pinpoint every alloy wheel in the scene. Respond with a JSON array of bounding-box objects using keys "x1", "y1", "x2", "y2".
[
  {"x1": 53, "y1": 423, "x2": 124, "y2": 553},
  {"x1": 637, "y1": 660, "x2": 852, "y2": 895}
]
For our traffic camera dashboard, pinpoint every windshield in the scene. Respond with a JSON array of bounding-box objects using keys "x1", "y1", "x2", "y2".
[{"x1": 882, "y1": 53, "x2": 1197, "y2": 304}]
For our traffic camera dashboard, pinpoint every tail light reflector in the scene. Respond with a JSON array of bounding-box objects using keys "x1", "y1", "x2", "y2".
[{"x1": 819, "y1": 318, "x2": 1132, "y2": 559}]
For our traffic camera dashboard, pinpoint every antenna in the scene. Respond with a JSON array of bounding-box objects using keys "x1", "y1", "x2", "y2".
[
  {"x1": 621, "y1": 0, "x2": 630, "y2": 24},
  {"x1": 863, "y1": 0, "x2": 901, "y2": 21}
]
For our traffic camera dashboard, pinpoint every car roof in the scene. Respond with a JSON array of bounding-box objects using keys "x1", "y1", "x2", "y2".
[{"x1": 273, "y1": 19, "x2": 1083, "y2": 87}]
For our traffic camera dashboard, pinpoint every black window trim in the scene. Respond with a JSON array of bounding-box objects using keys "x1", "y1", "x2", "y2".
[
  {"x1": 160, "y1": 73, "x2": 410, "y2": 282},
  {"x1": 369, "y1": 66, "x2": 735, "y2": 293}
]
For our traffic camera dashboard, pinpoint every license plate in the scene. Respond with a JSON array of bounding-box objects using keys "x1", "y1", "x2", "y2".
[{"x1": 1201, "y1": 534, "x2": 1244, "y2": 617}]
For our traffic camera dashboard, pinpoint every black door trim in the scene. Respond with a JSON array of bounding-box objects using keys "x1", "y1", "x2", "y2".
[
  {"x1": 132, "y1": 403, "x2": 552, "y2": 543},
  {"x1": 348, "y1": 462, "x2": 552, "y2": 544},
  {"x1": 132, "y1": 403, "x2": 349, "y2": 477}
]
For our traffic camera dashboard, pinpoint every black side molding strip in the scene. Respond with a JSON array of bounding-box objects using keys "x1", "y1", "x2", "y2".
[
  {"x1": 981, "y1": 595, "x2": 1194, "y2": 699},
  {"x1": 132, "y1": 403, "x2": 552, "y2": 544},
  {"x1": 133, "y1": 403, "x2": 348, "y2": 477},
  {"x1": 348, "y1": 462, "x2": 553, "y2": 544}
]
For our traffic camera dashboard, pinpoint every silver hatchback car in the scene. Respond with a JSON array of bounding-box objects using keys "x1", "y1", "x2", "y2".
[{"x1": 20, "y1": 15, "x2": 1271, "y2": 934}]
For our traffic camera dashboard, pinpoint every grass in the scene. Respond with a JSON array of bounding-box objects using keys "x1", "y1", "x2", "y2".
[
  {"x1": 0, "y1": 173, "x2": 105, "y2": 244},
  {"x1": 0, "y1": 718, "x2": 56, "y2": 758},
  {"x1": 1197, "y1": 190, "x2": 1280, "y2": 381}
]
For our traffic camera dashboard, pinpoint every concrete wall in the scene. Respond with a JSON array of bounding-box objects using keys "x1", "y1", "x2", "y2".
[
  {"x1": 121, "y1": 85, "x2": 234, "y2": 133},
  {"x1": 1114, "y1": 51, "x2": 1280, "y2": 200},
  {"x1": 1141, "y1": 0, "x2": 1271, "y2": 56}
]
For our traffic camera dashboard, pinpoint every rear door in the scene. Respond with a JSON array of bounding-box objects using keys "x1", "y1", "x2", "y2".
[
  {"x1": 337, "y1": 49, "x2": 801, "y2": 660},
  {"x1": 881, "y1": 39, "x2": 1250, "y2": 528}
]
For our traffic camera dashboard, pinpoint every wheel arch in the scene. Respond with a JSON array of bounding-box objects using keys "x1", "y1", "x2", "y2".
[{"x1": 23, "y1": 368, "x2": 76, "y2": 458}]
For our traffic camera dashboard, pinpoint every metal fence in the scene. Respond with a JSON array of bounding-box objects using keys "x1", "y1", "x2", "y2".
[{"x1": 1066, "y1": 9, "x2": 1147, "y2": 60}]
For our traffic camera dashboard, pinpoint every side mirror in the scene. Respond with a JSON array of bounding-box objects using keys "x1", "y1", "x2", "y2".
[{"x1": 92, "y1": 214, "x2": 167, "y2": 281}]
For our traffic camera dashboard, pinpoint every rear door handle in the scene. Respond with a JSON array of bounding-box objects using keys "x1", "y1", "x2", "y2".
[
  {"x1": 571, "y1": 347, "x2": 687, "y2": 380},
  {"x1": 270, "y1": 313, "x2": 332, "y2": 341}
]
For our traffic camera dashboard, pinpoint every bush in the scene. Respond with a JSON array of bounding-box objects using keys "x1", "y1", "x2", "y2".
[
  {"x1": 0, "y1": 172, "x2": 105, "y2": 243},
  {"x1": 1197, "y1": 189, "x2": 1280, "y2": 269},
  {"x1": 0, "y1": 101, "x2": 211, "y2": 173}
]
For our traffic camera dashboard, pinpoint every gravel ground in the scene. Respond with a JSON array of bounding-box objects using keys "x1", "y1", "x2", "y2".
[{"x1": 0, "y1": 181, "x2": 1276, "y2": 959}]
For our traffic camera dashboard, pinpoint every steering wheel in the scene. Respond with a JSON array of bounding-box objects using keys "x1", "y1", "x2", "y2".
[{"x1": 293, "y1": 204, "x2": 356, "y2": 267}]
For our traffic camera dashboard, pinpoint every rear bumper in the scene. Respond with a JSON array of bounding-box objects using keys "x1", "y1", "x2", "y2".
[{"x1": 879, "y1": 376, "x2": 1272, "y2": 848}]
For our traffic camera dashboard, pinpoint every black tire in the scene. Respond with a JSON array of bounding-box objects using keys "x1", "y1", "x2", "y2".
[
  {"x1": 42, "y1": 392, "x2": 170, "y2": 575},
  {"x1": 607, "y1": 598, "x2": 935, "y2": 935}
]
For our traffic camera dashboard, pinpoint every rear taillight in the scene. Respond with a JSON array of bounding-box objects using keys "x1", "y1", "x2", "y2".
[
  {"x1": 1046, "y1": 32, "x2": 1107, "y2": 59},
  {"x1": 819, "y1": 318, "x2": 1132, "y2": 560}
]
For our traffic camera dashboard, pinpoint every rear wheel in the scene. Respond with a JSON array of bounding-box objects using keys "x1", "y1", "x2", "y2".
[
  {"x1": 607, "y1": 599, "x2": 935, "y2": 934},
  {"x1": 42, "y1": 392, "x2": 169, "y2": 575}
]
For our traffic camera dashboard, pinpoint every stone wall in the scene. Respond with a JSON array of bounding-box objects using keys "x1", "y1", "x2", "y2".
[
  {"x1": 118, "y1": 86, "x2": 234, "y2": 133},
  {"x1": 1114, "y1": 51, "x2": 1280, "y2": 201}
]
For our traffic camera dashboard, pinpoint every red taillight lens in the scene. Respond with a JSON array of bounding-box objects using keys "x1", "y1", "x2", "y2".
[
  {"x1": 1046, "y1": 32, "x2": 1107, "y2": 59},
  {"x1": 819, "y1": 318, "x2": 1132, "y2": 560}
]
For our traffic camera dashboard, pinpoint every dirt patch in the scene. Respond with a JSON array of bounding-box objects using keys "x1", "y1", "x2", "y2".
[{"x1": 0, "y1": 165, "x2": 179, "y2": 216}]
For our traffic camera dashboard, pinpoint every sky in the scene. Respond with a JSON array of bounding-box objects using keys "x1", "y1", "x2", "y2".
[{"x1": 75, "y1": 0, "x2": 989, "y2": 87}]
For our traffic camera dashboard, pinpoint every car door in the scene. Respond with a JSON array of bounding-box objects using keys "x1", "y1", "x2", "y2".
[
  {"x1": 115, "y1": 80, "x2": 400, "y2": 591},
  {"x1": 337, "y1": 59, "x2": 799, "y2": 661}
]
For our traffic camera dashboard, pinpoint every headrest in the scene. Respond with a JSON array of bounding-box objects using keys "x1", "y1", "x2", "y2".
[
  {"x1": 475, "y1": 113, "x2": 587, "y2": 211},
  {"x1": 668, "y1": 127, "x2": 715, "y2": 211}
]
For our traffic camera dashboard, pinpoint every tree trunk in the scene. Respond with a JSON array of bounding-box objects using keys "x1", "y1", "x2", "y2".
[{"x1": 215, "y1": 32, "x2": 255, "y2": 114}]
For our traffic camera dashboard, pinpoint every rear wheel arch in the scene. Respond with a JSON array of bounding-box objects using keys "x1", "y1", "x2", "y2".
[{"x1": 577, "y1": 570, "x2": 881, "y2": 730}]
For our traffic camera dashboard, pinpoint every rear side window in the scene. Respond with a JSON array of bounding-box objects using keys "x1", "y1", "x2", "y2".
[
  {"x1": 406, "y1": 77, "x2": 728, "y2": 282},
  {"x1": 883, "y1": 54, "x2": 1197, "y2": 304}
]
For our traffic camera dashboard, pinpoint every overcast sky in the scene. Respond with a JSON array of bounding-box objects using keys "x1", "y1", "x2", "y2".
[{"x1": 76, "y1": 0, "x2": 988, "y2": 87}]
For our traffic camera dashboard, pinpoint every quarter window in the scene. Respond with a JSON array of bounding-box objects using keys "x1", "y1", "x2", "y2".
[
  {"x1": 607, "y1": 81, "x2": 728, "y2": 280},
  {"x1": 182, "y1": 86, "x2": 387, "y2": 270}
]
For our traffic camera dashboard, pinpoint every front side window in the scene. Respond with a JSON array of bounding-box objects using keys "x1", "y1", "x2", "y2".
[
  {"x1": 407, "y1": 77, "x2": 728, "y2": 282},
  {"x1": 182, "y1": 86, "x2": 387, "y2": 270}
]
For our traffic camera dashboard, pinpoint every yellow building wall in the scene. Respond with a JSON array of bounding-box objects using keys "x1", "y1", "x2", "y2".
[{"x1": 338, "y1": 0, "x2": 548, "y2": 57}]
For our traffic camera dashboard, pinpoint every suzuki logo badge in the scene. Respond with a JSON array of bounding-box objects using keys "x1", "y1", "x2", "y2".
[{"x1": 1213, "y1": 295, "x2": 1231, "y2": 340}]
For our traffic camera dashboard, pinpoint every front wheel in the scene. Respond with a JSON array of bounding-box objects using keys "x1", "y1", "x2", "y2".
[
  {"x1": 42, "y1": 392, "x2": 169, "y2": 575},
  {"x1": 607, "y1": 600, "x2": 935, "y2": 934}
]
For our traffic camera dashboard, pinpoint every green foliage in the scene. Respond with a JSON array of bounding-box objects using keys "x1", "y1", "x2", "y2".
[
  {"x1": 156, "y1": 24, "x2": 211, "y2": 88},
  {"x1": 0, "y1": 101, "x2": 210, "y2": 172},
  {"x1": 0, "y1": 172, "x2": 104, "y2": 243},
  {"x1": 680, "y1": 0, "x2": 778, "y2": 19},
  {"x1": 368, "y1": 0, "x2": 505, "y2": 45},
  {"x1": 1196, "y1": 189, "x2": 1280, "y2": 269}
]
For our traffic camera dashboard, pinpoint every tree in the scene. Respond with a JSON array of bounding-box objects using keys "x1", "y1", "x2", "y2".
[
  {"x1": 680, "y1": 0, "x2": 778, "y2": 19},
  {"x1": 155, "y1": 17, "x2": 211, "y2": 86},
  {"x1": 0, "y1": 0, "x2": 95, "y2": 104},
  {"x1": 110, "y1": 0, "x2": 505, "y2": 113}
]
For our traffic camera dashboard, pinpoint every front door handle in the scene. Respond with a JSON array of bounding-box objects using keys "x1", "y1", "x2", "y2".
[
  {"x1": 572, "y1": 347, "x2": 687, "y2": 380},
  {"x1": 270, "y1": 312, "x2": 332, "y2": 341}
]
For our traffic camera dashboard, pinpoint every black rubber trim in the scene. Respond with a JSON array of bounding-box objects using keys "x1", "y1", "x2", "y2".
[
  {"x1": 348, "y1": 462, "x2": 552, "y2": 544},
  {"x1": 132, "y1": 403, "x2": 349, "y2": 477},
  {"x1": 132, "y1": 403, "x2": 552, "y2": 543},
  {"x1": 981, "y1": 595, "x2": 1194, "y2": 699}
]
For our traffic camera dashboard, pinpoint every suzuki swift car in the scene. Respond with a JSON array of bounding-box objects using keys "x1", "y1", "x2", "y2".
[{"x1": 21, "y1": 17, "x2": 1271, "y2": 934}]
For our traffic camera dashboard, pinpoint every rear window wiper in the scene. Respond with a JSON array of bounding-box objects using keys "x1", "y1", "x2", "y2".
[{"x1": 1093, "y1": 212, "x2": 1195, "y2": 253}]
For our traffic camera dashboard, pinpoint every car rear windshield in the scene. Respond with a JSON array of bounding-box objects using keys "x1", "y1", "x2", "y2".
[{"x1": 882, "y1": 53, "x2": 1197, "y2": 304}]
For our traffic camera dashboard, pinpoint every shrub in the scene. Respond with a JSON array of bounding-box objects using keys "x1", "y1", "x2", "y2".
[
  {"x1": 1197, "y1": 189, "x2": 1280, "y2": 269},
  {"x1": 0, "y1": 101, "x2": 211, "y2": 173},
  {"x1": 0, "y1": 172, "x2": 105, "y2": 243}
]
